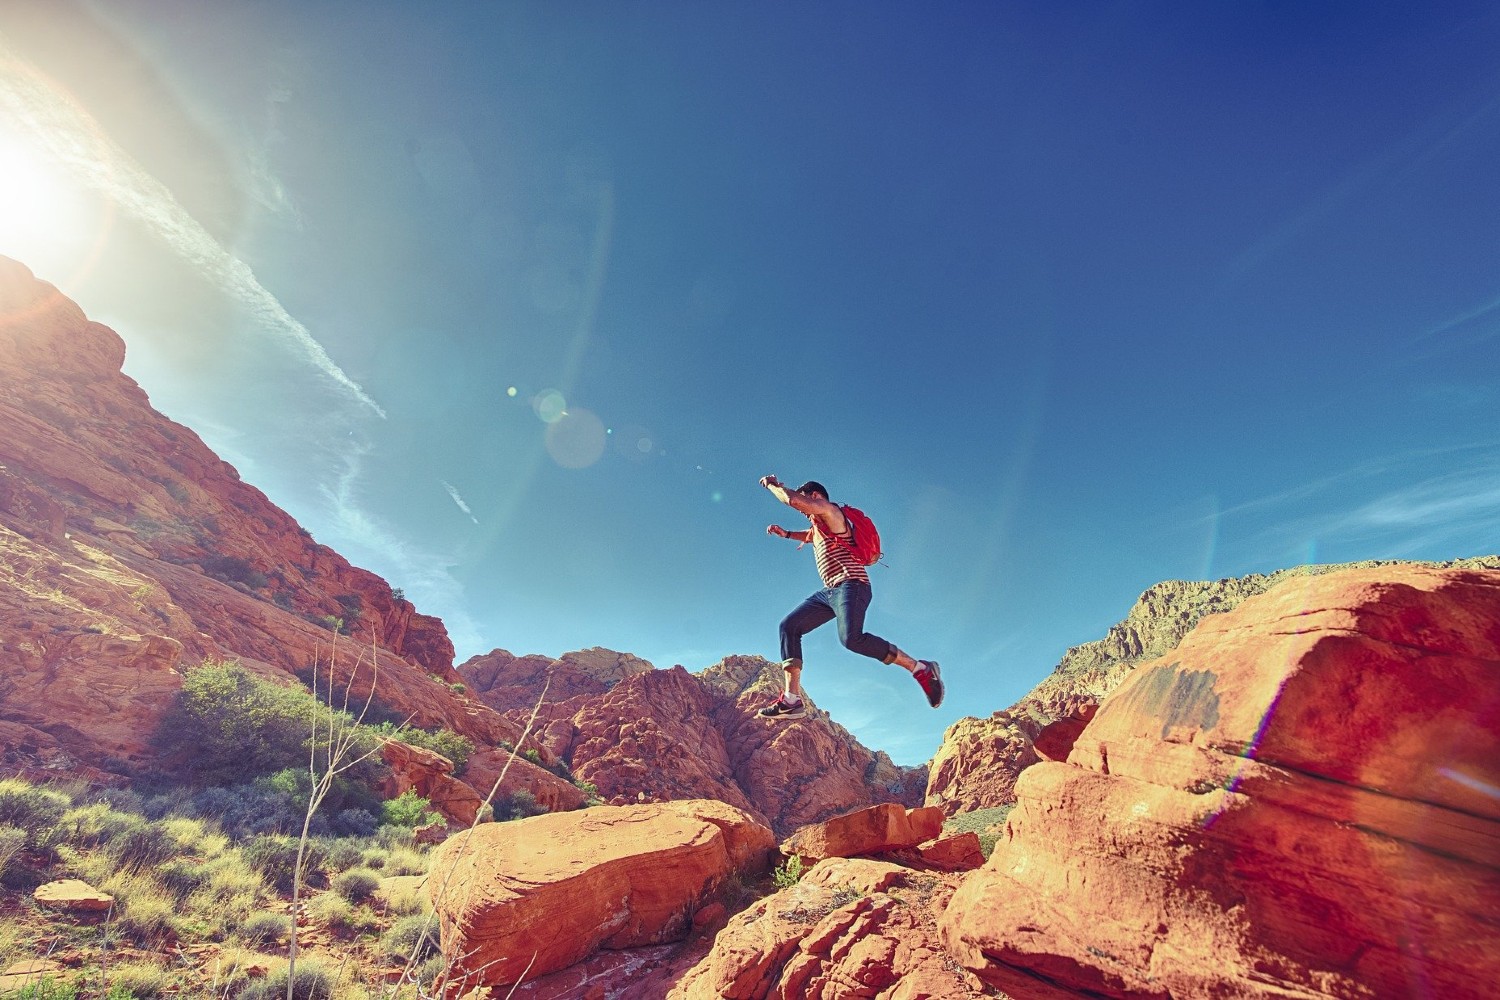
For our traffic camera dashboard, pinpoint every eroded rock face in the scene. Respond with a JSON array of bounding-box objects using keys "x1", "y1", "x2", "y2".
[
  {"x1": 461, "y1": 651, "x2": 928, "y2": 837},
  {"x1": 425, "y1": 800, "x2": 776, "y2": 991},
  {"x1": 669, "y1": 858, "x2": 986, "y2": 1000},
  {"x1": 0, "y1": 257, "x2": 524, "y2": 779},
  {"x1": 924, "y1": 555, "x2": 1500, "y2": 815},
  {"x1": 941, "y1": 564, "x2": 1500, "y2": 999}
]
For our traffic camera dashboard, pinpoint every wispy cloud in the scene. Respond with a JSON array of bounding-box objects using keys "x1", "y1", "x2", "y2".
[
  {"x1": 319, "y1": 446, "x2": 483, "y2": 652},
  {"x1": 1218, "y1": 444, "x2": 1500, "y2": 562},
  {"x1": 0, "y1": 34, "x2": 383, "y2": 417},
  {"x1": 442, "y1": 480, "x2": 480, "y2": 524}
]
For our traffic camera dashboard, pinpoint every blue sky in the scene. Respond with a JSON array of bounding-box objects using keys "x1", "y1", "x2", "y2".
[{"x1": 2, "y1": 2, "x2": 1498, "y2": 765}]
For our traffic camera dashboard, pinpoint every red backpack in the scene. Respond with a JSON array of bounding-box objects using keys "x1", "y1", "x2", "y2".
[{"x1": 837, "y1": 505, "x2": 883, "y2": 566}]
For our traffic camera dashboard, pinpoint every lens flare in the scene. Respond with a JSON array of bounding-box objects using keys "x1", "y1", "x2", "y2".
[
  {"x1": 545, "y1": 407, "x2": 606, "y2": 469},
  {"x1": 532, "y1": 389, "x2": 567, "y2": 423}
]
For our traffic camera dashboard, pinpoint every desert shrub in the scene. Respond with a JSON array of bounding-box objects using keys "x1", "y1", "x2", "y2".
[
  {"x1": 184, "y1": 858, "x2": 265, "y2": 935},
  {"x1": 0, "y1": 778, "x2": 71, "y2": 849},
  {"x1": 331, "y1": 868, "x2": 381, "y2": 903},
  {"x1": 6, "y1": 976, "x2": 79, "y2": 999},
  {"x1": 140, "y1": 787, "x2": 194, "y2": 821},
  {"x1": 772, "y1": 855, "x2": 804, "y2": 890},
  {"x1": 235, "y1": 957, "x2": 335, "y2": 1000},
  {"x1": 305, "y1": 891, "x2": 353, "y2": 929},
  {"x1": 365, "y1": 841, "x2": 429, "y2": 877},
  {"x1": 103, "y1": 958, "x2": 172, "y2": 998},
  {"x1": 494, "y1": 789, "x2": 544, "y2": 822},
  {"x1": 376, "y1": 878, "x2": 429, "y2": 917},
  {"x1": 237, "y1": 911, "x2": 291, "y2": 946},
  {"x1": 382, "y1": 914, "x2": 440, "y2": 963},
  {"x1": 241, "y1": 835, "x2": 327, "y2": 894},
  {"x1": 101, "y1": 869, "x2": 175, "y2": 941},
  {"x1": 380, "y1": 790, "x2": 436, "y2": 829},
  {"x1": 156, "y1": 661, "x2": 378, "y2": 788},
  {"x1": 333, "y1": 808, "x2": 379, "y2": 838},
  {"x1": 156, "y1": 858, "x2": 212, "y2": 900},
  {"x1": 188, "y1": 783, "x2": 303, "y2": 839},
  {"x1": 0, "y1": 825, "x2": 28, "y2": 880},
  {"x1": 319, "y1": 838, "x2": 367, "y2": 874},
  {"x1": 942, "y1": 805, "x2": 1013, "y2": 859},
  {"x1": 102, "y1": 818, "x2": 178, "y2": 869}
]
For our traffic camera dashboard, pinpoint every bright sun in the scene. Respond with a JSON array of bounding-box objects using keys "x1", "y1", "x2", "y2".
[
  {"x1": 0, "y1": 124, "x2": 72, "y2": 234},
  {"x1": 0, "y1": 120, "x2": 113, "y2": 284}
]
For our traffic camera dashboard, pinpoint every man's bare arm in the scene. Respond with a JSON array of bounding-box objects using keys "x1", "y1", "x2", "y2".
[{"x1": 760, "y1": 475, "x2": 847, "y2": 534}]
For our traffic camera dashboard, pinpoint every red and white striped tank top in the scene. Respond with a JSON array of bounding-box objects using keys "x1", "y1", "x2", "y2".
[{"x1": 811, "y1": 516, "x2": 870, "y2": 588}]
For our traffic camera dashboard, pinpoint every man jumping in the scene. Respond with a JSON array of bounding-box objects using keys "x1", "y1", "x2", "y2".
[{"x1": 757, "y1": 474, "x2": 943, "y2": 720}]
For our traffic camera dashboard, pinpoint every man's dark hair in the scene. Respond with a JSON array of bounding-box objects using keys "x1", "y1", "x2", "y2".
[{"x1": 796, "y1": 481, "x2": 829, "y2": 500}]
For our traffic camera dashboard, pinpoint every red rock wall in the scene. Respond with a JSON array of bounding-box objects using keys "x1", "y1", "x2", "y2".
[
  {"x1": 0, "y1": 256, "x2": 520, "y2": 779},
  {"x1": 940, "y1": 564, "x2": 1500, "y2": 999}
]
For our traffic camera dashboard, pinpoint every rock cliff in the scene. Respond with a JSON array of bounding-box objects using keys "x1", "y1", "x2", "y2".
[
  {"x1": 926, "y1": 554, "x2": 1500, "y2": 815},
  {"x1": 0, "y1": 256, "x2": 522, "y2": 781},
  {"x1": 941, "y1": 563, "x2": 1500, "y2": 998},
  {"x1": 460, "y1": 650, "x2": 928, "y2": 837}
]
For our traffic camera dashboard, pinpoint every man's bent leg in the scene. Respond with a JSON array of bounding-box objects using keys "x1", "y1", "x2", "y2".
[
  {"x1": 779, "y1": 592, "x2": 834, "y2": 700},
  {"x1": 831, "y1": 582, "x2": 897, "y2": 662}
]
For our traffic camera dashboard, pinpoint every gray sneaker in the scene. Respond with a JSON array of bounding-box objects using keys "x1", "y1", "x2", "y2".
[
  {"x1": 757, "y1": 694, "x2": 806, "y2": 720},
  {"x1": 913, "y1": 661, "x2": 944, "y2": 709}
]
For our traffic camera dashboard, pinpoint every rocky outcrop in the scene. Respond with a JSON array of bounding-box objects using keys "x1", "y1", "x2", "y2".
[
  {"x1": 780, "y1": 803, "x2": 945, "y2": 866},
  {"x1": 0, "y1": 257, "x2": 526, "y2": 780},
  {"x1": 461, "y1": 651, "x2": 927, "y2": 837},
  {"x1": 941, "y1": 563, "x2": 1500, "y2": 999},
  {"x1": 669, "y1": 858, "x2": 986, "y2": 999},
  {"x1": 925, "y1": 554, "x2": 1500, "y2": 814},
  {"x1": 425, "y1": 799, "x2": 776, "y2": 992}
]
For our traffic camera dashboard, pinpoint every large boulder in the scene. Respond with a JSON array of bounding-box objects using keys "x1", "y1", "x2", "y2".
[
  {"x1": 941, "y1": 564, "x2": 1500, "y2": 999},
  {"x1": 780, "y1": 803, "x2": 945, "y2": 866},
  {"x1": 425, "y1": 799, "x2": 776, "y2": 991}
]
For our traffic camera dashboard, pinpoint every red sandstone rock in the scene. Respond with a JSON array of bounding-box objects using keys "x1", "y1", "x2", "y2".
[
  {"x1": 942, "y1": 564, "x2": 1500, "y2": 1000},
  {"x1": 1031, "y1": 702, "x2": 1097, "y2": 762},
  {"x1": 425, "y1": 800, "x2": 776, "y2": 991},
  {"x1": 462, "y1": 651, "x2": 927, "y2": 838},
  {"x1": 0, "y1": 257, "x2": 526, "y2": 779},
  {"x1": 670, "y1": 859, "x2": 984, "y2": 999},
  {"x1": 378, "y1": 739, "x2": 486, "y2": 828},
  {"x1": 780, "y1": 803, "x2": 945, "y2": 865},
  {"x1": 34, "y1": 879, "x2": 113, "y2": 913},
  {"x1": 915, "y1": 832, "x2": 984, "y2": 871},
  {"x1": 923, "y1": 714, "x2": 1038, "y2": 815}
]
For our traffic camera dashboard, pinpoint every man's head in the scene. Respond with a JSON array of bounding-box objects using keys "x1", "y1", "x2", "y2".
[{"x1": 795, "y1": 481, "x2": 829, "y2": 500}]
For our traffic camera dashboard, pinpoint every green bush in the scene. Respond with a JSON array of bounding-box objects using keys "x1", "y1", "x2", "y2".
[
  {"x1": 5, "y1": 976, "x2": 79, "y2": 999},
  {"x1": 0, "y1": 778, "x2": 71, "y2": 848},
  {"x1": 331, "y1": 868, "x2": 380, "y2": 903},
  {"x1": 380, "y1": 790, "x2": 436, "y2": 829},
  {"x1": 234, "y1": 958, "x2": 335, "y2": 1000},
  {"x1": 156, "y1": 661, "x2": 346, "y2": 786},
  {"x1": 241, "y1": 835, "x2": 327, "y2": 894},
  {"x1": 382, "y1": 914, "x2": 440, "y2": 963},
  {"x1": 772, "y1": 855, "x2": 804, "y2": 890},
  {"x1": 237, "y1": 911, "x2": 291, "y2": 946}
]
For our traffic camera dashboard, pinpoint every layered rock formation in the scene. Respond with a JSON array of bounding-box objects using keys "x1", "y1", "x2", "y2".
[
  {"x1": 460, "y1": 650, "x2": 928, "y2": 837},
  {"x1": 425, "y1": 799, "x2": 777, "y2": 991},
  {"x1": 941, "y1": 563, "x2": 1500, "y2": 998},
  {"x1": 927, "y1": 554, "x2": 1500, "y2": 815},
  {"x1": 0, "y1": 257, "x2": 522, "y2": 780}
]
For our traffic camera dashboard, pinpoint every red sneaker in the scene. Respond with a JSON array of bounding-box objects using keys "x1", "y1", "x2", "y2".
[{"x1": 913, "y1": 661, "x2": 944, "y2": 708}]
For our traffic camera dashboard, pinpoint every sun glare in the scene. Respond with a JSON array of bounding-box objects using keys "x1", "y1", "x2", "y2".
[{"x1": 0, "y1": 120, "x2": 112, "y2": 291}]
